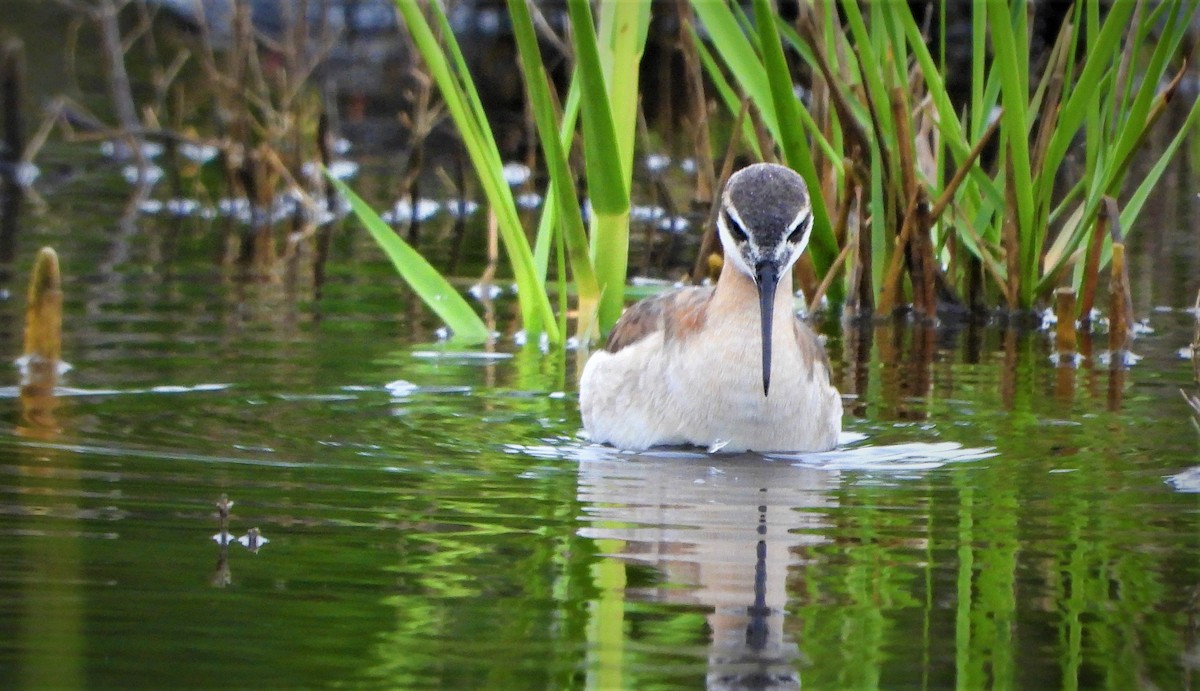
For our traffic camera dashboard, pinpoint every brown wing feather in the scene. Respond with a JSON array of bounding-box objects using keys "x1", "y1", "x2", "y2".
[
  {"x1": 604, "y1": 286, "x2": 715, "y2": 354},
  {"x1": 793, "y1": 318, "x2": 832, "y2": 382}
]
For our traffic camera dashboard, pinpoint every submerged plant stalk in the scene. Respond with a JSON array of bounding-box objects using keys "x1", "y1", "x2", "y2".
[{"x1": 24, "y1": 247, "x2": 62, "y2": 365}]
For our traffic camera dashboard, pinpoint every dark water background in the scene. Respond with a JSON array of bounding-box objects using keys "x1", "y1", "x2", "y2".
[{"x1": 1, "y1": 2, "x2": 1199, "y2": 688}]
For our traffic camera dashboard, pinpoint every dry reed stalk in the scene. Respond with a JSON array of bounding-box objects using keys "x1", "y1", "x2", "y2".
[
  {"x1": 19, "y1": 247, "x2": 62, "y2": 434},
  {"x1": 876, "y1": 185, "x2": 922, "y2": 316},
  {"x1": 928, "y1": 112, "x2": 1003, "y2": 221},
  {"x1": 24, "y1": 247, "x2": 61, "y2": 365},
  {"x1": 910, "y1": 199, "x2": 938, "y2": 318},
  {"x1": 795, "y1": 254, "x2": 819, "y2": 308},
  {"x1": 691, "y1": 98, "x2": 749, "y2": 283},
  {"x1": 1053, "y1": 286, "x2": 1077, "y2": 355},
  {"x1": 675, "y1": 0, "x2": 715, "y2": 207},
  {"x1": 853, "y1": 182, "x2": 872, "y2": 313},
  {"x1": 886, "y1": 86, "x2": 937, "y2": 318},
  {"x1": 96, "y1": 0, "x2": 139, "y2": 133},
  {"x1": 965, "y1": 253, "x2": 984, "y2": 313},
  {"x1": 808, "y1": 209, "x2": 857, "y2": 312},
  {"x1": 798, "y1": 13, "x2": 870, "y2": 159},
  {"x1": 1076, "y1": 201, "x2": 1108, "y2": 329},
  {"x1": 1108, "y1": 242, "x2": 1130, "y2": 356},
  {"x1": 1105, "y1": 197, "x2": 1133, "y2": 358}
]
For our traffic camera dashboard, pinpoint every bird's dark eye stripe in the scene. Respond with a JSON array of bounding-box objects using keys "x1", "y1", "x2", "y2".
[
  {"x1": 722, "y1": 209, "x2": 749, "y2": 242},
  {"x1": 787, "y1": 215, "x2": 811, "y2": 244}
]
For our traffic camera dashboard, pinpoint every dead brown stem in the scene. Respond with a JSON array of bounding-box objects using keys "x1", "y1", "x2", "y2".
[
  {"x1": 23, "y1": 247, "x2": 62, "y2": 365},
  {"x1": 809, "y1": 235, "x2": 855, "y2": 313},
  {"x1": 691, "y1": 97, "x2": 750, "y2": 283},
  {"x1": 675, "y1": 0, "x2": 715, "y2": 207},
  {"x1": 1106, "y1": 198, "x2": 1132, "y2": 358},
  {"x1": 1054, "y1": 286, "x2": 1077, "y2": 355},
  {"x1": 1077, "y1": 197, "x2": 1112, "y2": 329},
  {"x1": 929, "y1": 110, "x2": 1002, "y2": 221}
]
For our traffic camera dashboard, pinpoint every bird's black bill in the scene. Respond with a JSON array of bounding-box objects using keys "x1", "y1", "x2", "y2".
[{"x1": 755, "y1": 261, "x2": 779, "y2": 396}]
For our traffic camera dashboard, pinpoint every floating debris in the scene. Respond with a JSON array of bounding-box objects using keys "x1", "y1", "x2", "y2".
[
  {"x1": 1165, "y1": 466, "x2": 1200, "y2": 493},
  {"x1": 237, "y1": 528, "x2": 269, "y2": 552},
  {"x1": 384, "y1": 379, "x2": 419, "y2": 397},
  {"x1": 147, "y1": 383, "x2": 231, "y2": 394},
  {"x1": 1096, "y1": 350, "x2": 1142, "y2": 368},
  {"x1": 411, "y1": 350, "x2": 512, "y2": 361},
  {"x1": 1048, "y1": 352, "x2": 1085, "y2": 368}
]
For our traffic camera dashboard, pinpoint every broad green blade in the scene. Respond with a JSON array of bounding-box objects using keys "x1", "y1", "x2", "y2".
[
  {"x1": 328, "y1": 173, "x2": 490, "y2": 344},
  {"x1": 396, "y1": 1, "x2": 559, "y2": 343}
]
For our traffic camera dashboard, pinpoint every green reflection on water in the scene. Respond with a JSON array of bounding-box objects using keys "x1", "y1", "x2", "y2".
[
  {"x1": 0, "y1": 13, "x2": 1197, "y2": 680},
  {"x1": 0, "y1": 284, "x2": 1197, "y2": 689}
]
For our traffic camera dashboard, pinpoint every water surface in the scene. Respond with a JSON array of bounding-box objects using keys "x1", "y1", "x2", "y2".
[{"x1": 0, "y1": 211, "x2": 1196, "y2": 688}]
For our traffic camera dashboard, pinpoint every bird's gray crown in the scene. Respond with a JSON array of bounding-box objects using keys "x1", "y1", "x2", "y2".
[{"x1": 723, "y1": 163, "x2": 811, "y2": 244}]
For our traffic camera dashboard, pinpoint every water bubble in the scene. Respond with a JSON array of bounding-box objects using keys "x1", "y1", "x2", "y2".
[
  {"x1": 468, "y1": 283, "x2": 503, "y2": 301},
  {"x1": 502, "y1": 161, "x2": 531, "y2": 186},
  {"x1": 515, "y1": 192, "x2": 543, "y2": 209},
  {"x1": 179, "y1": 142, "x2": 218, "y2": 164},
  {"x1": 446, "y1": 199, "x2": 480, "y2": 218},
  {"x1": 381, "y1": 198, "x2": 440, "y2": 223},
  {"x1": 122, "y1": 164, "x2": 164, "y2": 186},
  {"x1": 644, "y1": 153, "x2": 671, "y2": 174}
]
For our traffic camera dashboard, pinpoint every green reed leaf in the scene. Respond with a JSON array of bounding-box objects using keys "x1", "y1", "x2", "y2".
[{"x1": 327, "y1": 173, "x2": 490, "y2": 344}]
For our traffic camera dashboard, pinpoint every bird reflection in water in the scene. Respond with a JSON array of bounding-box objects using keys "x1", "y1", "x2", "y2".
[{"x1": 576, "y1": 451, "x2": 835, "y2": 689}]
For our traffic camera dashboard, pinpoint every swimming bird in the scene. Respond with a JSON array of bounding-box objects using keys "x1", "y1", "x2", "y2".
[{"x1": 579, "y1": 162, "x2": 842, "y2": 453}]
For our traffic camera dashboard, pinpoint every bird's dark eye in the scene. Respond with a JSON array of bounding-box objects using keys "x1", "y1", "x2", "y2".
[
  {"x1": 787, "y1": 215, "x2": 811, "y2": 244},
  {"x1": 722, "y1": 209, "x2": 749, "y2": 243}
]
